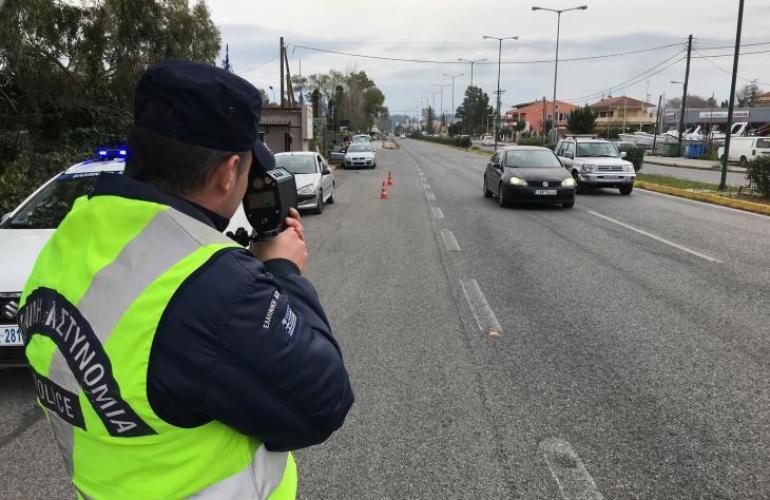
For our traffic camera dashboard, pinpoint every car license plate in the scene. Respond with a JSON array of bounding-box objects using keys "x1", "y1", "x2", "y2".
[
  {"x1": 1, "y1": 326, "x2": 23, "y2": 346},
  {"x1": 534, "y1": 189, "x2": 557, "y2": 196}
]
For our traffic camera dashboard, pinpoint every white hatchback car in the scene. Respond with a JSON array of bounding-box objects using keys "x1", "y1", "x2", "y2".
[
  {"x1": 274, "y1": 152, "x2": 335, "y2": 214},
  {"x1": 481, "y1": 135, "x2": 495, "y2": 146},
  {"x1": 0, "y1": 152, "x2": 254, "y2": 367}
]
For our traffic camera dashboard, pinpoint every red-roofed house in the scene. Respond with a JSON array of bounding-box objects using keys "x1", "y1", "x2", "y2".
[
  {"x1": 504, "y1": 99, "x2": 578, "y2": 135},
  {"x1": 590, "y1": 96, "x2": 657, "y2": 131}
]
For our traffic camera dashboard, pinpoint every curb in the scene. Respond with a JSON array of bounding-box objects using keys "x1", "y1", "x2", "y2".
[
  {"x1": 643, "y1": 158, "x2": 743, "y2": 174},
  {"x1": 636, "y1": 181, "x2": 770, "y2": 216}
]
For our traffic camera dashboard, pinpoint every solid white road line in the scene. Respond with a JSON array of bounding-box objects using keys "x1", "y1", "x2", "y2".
[
  {"x1": 431, "y1": 207, "x2": 445, "y2": 219},
  {"x1": 586, "y1": 210, "x2": 722, "y2": 263},
  {"x1": 426, "y1": 192, "x2": 436, "y2": 201},
  {"x1": 440, "y1": 229, "x2": 461, "y2": 252},
  {"x1": 459, "y1": 278, "x2": 502, "y2": 334},
  {"x1": 539, "y1": 438, "x2": 604, "y2": 500}
]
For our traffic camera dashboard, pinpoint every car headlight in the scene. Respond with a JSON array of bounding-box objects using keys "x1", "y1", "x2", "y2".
[
  {"x1": 509, "y1": 176, "x2": 528, "y2": 186},
  {"x1": 580, "y1": 164, "x2": 597, "y2": 173},
  {"x1": 561, "y1": 177, "x2": 576, "y2": 187},
  {"x1": 622, "y1": 163, "x2": 634, "y2": 173},
  {"x1": 298, "y1": 184, "x2": 315, "y2": 195}
]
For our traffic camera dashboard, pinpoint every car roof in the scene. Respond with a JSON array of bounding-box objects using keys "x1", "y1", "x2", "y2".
[
  {"x1": 560, "y1": 136, "x2": 610, "y2": 143},
  {"x1": 64, "y1": 158, "x2": 126, "y2": 175},
  {"x1": 501, "y1": 145, "x2": 555, "y2": 152},
  {"x1": 275, "y1": 151, "x2": 316, "y2": 156}
]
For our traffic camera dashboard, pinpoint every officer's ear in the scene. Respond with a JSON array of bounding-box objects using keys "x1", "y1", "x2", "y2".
[{"x1": 210, "y1": 154, "x2": 243, "y2": 194}]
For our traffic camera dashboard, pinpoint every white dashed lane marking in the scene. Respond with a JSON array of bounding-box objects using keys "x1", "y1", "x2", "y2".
[
  {"x1": 431, "y1": 207, "x2": 444, "y2": 219},
  {"x1": 426, "y1": 192, "x2": 436, "y2": 201},
  {"x1": 440, "y1": 229, "x2": 461, "y2": 252},
  {"x1": 539, "y1": 438, "x2": 604, "y2": 500},
  {"x1": 459, "y1": 278, "x2": 502, "y2": 334}
]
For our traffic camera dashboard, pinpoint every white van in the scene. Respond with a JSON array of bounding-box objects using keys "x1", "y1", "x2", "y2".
[{"x1": 718, "y1": 136, "x2": 770, "y2": 166}]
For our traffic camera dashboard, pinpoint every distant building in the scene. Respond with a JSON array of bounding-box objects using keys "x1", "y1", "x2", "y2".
[
  {"x1": 505, "y1": 99, "x2": 578, "y2": 134},
  {"x1": 754, "y1": 91, "x2": 770, "y2": 106},
  {"x1": 589, "y1": 96, "x2": 656, "y2": 131}
]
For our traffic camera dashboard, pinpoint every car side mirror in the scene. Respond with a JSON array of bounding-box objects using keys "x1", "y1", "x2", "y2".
[
  {"x1": 620, "y1": 151, "x2": 627, "y2": 158},
  {"x1": 322, "y1": 168, "x2": 331, "y2": 175}
]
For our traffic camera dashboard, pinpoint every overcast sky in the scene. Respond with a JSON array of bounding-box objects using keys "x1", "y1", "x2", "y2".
[{"x1": 208, "y1": 0, "x2": 770, "y2": 116}]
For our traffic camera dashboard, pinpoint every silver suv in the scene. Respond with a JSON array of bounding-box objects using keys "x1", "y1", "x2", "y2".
[{"x1": 555, "y1": 136, "x2": 636, "y2": 195}]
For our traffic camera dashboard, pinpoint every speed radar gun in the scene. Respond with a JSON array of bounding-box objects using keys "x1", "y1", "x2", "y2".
[{"x1": 228, "y1": 161, "x2": 297, "y2": 245}]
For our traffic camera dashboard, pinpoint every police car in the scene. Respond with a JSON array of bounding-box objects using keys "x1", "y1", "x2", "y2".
[{"x1": 0, "y1": 149, "x2": 253, "y2": 367}]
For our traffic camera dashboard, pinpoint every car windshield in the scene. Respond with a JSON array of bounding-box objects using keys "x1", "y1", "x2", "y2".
[
  {"x1": 505, "y1": 150, "x2": 562, "y2": 168},
  {"x1": 1, "y1": 172, "x2": 106, "y2": 229},
  {"x1": 352, "y1": 136, "x2": 370, "y2": 143},
  {"x1": 576, "y1": 142, "x2": 619, "y2": 157},
  {"x1": 275, "y1": 155, "x2": 317, "y2": 174},
  {"x1": 348, "y1": 144, "x2": 372, "y2": 153}
]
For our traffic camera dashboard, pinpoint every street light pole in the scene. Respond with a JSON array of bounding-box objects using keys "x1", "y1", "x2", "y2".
[
  {"x1": 457, "y1": 58, "x2": 486, "y2": 87},
  {"x1": 483, "y1": 35, "x2": 518, "y2": 150},
  {"x1": 720, "y1": 0, "x2": 745, "y2": 191},
  {"x1": 443, "y1": 73, "x2": 464, "y2": 123},
  {"x1": 532, "y1": 5, "x2": 588, "y2": 141}
]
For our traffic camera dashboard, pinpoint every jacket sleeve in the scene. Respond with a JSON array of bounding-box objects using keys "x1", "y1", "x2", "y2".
[{"x1": 201, "y1": 253, "x2": 354, "y2": 451}]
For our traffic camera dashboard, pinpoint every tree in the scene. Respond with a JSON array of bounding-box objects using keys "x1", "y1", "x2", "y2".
[
  {"x1": 455, "y1": 86, "x2": 493, "y2": 136},
  {"x1": 302, "y1": 69, "x2": 388, "y2": 132},
  {"x1": 423, "y1": 106, "x2": 435, "y2": 134},
  {"x1": 567, "y1": 105, "x2": 597, "y2": 134},
  {"x1": 666, "y1": 94, "x2": 717, "y2": 109},
  {"x1": 737, "y1": 83, "x2": 762, "y2": 107}
]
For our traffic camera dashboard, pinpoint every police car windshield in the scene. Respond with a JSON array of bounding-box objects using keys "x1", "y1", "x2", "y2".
[
  {"x1": 505, "y1": 150, "x2": 562, "y2": 168},
  {"x1": 274, "y1": 155, "x2": 316, "y2": 174},
  {"x1": 1, "y1": 174, "x2": 101, "y2": 229},
  {"x1": 576, "y1": 142, "x2": 619, "y2": 157}
]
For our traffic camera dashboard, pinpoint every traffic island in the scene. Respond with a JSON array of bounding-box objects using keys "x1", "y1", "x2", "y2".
[{"x1": 635, "y1": 175, "x2": 770, "y2": 216}]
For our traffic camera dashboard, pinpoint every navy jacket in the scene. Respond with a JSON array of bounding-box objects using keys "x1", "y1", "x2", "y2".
[{"x1": 92, "y1": 174, "x2": 354, "y2": 451}]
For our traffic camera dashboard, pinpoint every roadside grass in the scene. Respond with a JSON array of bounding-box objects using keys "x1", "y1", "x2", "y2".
[{"x1": 636, "y1": 173, "x2": 741, "y2": 193}]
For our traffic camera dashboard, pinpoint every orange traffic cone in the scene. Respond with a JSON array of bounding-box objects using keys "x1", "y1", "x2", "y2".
[
  {"x1": 387, "y1": 171, "x2": 394, "y2": 186},
  {"x1": 380, "y1": 181, "x2": 389, "y2": 200}
]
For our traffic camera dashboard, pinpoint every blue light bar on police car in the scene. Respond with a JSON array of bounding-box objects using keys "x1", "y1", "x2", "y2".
[{"x1": 94, "y1": 147, "x2": 128, "y2": 160}]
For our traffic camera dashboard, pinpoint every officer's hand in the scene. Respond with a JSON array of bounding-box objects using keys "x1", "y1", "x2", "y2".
[{"x1": 250, "y1": 209, "x2": 307, "y2": 272}]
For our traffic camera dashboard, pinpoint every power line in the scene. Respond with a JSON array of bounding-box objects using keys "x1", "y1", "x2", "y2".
[
  {"x1": 564, "y1": 49, "x2": 685, "y2": 102},
  {"x1": 693, "y1": 49, "x2": 770, "y2": 86},
  {"x1": 291, "y1": 41, "x2": 685, "y2": 66},
  {"x1": 691, "y1": 48, "x2": 770, "y2": 59},
  {"x1": 694, "y1": 40, "x2": 770, "y2": 51},
  {"x1": 235, "y1": 54, "x2": 279, "y2": 75}
]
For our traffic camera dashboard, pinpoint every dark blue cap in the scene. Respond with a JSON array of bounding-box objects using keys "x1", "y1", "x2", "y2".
[{"x1": 133, "y1": 60, "x2": 274, "y2": 170}]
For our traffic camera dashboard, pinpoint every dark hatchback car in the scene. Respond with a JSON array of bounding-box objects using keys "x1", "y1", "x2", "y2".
[{"x1": 483, "y1": 146, "x2": 576, "y2": 208}]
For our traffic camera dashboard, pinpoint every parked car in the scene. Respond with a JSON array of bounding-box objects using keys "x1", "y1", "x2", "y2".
[
  {"x1": 274, "y1": 152, "x2": 335, "y2": 214},
  {"x1": 718, "y1": 136, "x2": 770, "y2": 166},
  {"x1": 0, "y1": 150, "x2": 255, "y2": 367},
  {"x1": 555, "y1": 136, "x2": 636, "y2": 195},
  {"x1": 344, "y1": 143, "x2": 377, "y2": 169},
  {"x1": 483, "y1": 146, "x2": 576, "y2": 208},
  {"x1": 481, "y1": 135, "x2": 495, "y2": 147}
]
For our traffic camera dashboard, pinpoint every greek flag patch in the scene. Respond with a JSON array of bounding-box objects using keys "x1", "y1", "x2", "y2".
[{"x1": 281, "y1": 305, "x2": 297, "y2": 337}]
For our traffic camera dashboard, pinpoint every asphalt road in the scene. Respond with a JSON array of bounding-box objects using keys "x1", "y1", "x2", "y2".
[
  {"x1": 2, "y1": 139, "x2": 769, "y2": 498},
  {"x1": 641, "y1": 162, "x2": 748, "y2": 186}
]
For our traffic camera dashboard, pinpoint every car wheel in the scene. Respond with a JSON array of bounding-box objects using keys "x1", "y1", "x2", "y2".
[
  {"x1": 498, "y1": 183, "x2": 509, "y2": 207},
  {"x1": 314, "y1": 190, "x2": 324, "y2": 214},
  {"x1": 327, "y1": 185, "x2": 335, "y2": 204},
  {"x1": 483, "y1": 176, "x2": 492, "y2": 198},
  {"x1": 562, "y1": 200, "x2": 575, "y2": 209},
  {"x1": 619, "y1": 184, "x2": 633, "y2": 196},
  {"x1": 740, "y1": 156, "x2": 748, "y2": 167},
  {"x1": 572, "y1": 171, "x2": 584, "y2": 194}
]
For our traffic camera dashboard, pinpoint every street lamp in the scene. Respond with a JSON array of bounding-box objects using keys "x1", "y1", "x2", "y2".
[
  {"x1": 483, "y1": 35, "x2": 518, "y2": 150},
  {"x1": 532, "y1": 4, "x2": 588, "y2": 141},
  {"x1": 268, "y1": 85, "x2": 277, "y2": 104},
  {"x1": 457, "y1": 58, "x2": 486, "y2": 87},
  {"x1": 433, "y1": 83, "x2": 450, "y2": 133},
  {"x1": 443, "y1": 73, "x2": 464, "y2": 124}
]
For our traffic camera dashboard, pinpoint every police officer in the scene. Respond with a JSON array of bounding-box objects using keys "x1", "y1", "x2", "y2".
[{"x1": 18, "y1": 60, "x2": 354, "y2": 499}]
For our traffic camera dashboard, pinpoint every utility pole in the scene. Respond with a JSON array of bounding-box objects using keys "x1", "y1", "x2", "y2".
[
  {"x1": 677, "y1": 34, "x2": 693, "y2": 157},
  {"x1": 483, "y1": 35, "x2": 518, "y2": 150},
  {"x1": 284, "y1": 46, "x2": 295, "y2": 107},
  {"x1": 720, "y1": 0, "x2": 745, "y2": 191},
  {"x1": 279, "y1": 37, "x2": 285, "y2": 107}
]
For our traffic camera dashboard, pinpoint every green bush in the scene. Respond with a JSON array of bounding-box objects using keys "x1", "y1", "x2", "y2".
[
  {"x1": 617, "y1": 144, "x2": 645, "y2": 172},
  {"x1": 746, "y1": 155, "x2": 770, "y2": 198},
  {"x1": 454, "y1": 135, "x2": 472, "y2": 148},
  {"x1": 517, "y1": 136, "x2": 546, "y2": 146}
]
